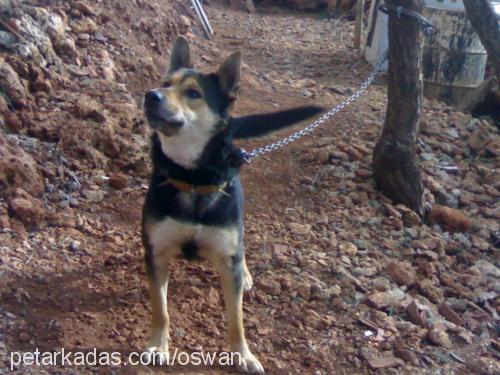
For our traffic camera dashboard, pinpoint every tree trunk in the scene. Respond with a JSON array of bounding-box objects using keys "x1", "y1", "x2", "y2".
[
  {"x1": 372, "y1": 0, "x2": 424, "y2": 216},
  {"x1": 463, "y1": 0, "x2": 500, "y2": 81}
]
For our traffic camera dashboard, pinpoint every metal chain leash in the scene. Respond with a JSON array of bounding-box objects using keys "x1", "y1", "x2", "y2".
[{"x1": 243, "y1": 52, "x2": 388, "y2": 163}]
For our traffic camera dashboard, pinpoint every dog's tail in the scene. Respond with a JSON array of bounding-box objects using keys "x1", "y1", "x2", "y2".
[{"x1": 231, "y1": 106, "x2": 324, "y2": 139}]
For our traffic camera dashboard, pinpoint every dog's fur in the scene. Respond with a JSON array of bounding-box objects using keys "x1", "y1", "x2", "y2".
[{"x1": 141, "y1": 36, "x2": 322, "y2": 373}]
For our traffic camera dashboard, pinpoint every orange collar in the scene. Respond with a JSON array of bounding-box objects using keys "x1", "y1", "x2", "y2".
[{"x1": 158, "y1": 177, "x2": 229, "y2": 195}]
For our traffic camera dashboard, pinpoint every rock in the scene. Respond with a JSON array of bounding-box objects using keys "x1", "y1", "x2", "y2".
[
  {"x1": 207, "y1": 286, "x2": 220, "y2": 306},
  {"x1": 73, "y1": 97, "x2": 106, "y2": 121},
  {"x1": 77, "y1": 33, "x2": 90, "y2": 46},
  {"x1": 428, "y1": 205, "x2": 471, "y2": 233},
  {"x1": 451, "y1": 233, "x2": 471, "y2": 250},
  {"x1": 367, "y1": 356, "x2": 403, "y2": 370},
  {"x1": 109, "y1": 173, "x2": 128, "y2": 189},
  {"x1": 371, "y1": 277, "x2": 391, "y2": 292},
  {"x1": 406, "y1": 300, "x2": 427, "y2": 327},
  {"x1": 179, "y1": 15, "x2": 192, "y2": 28},
  {"x1": 296, "y1": 283, "x2": 311, "y2": 300},
  {"x1": 74, "y1": 1, "x2": 96, "y2": 15},
  {"x1": 70, "y1": 240, "x2": 81, "y2": 252},
  {"x1": 9, "y1": 191, "x2": 45, "y2": 229},
  {"x1": 366, "y1": 289, "x2": 410, "y2": 311},
  {"x1": 100, "y1": 50, "x2": 118, "y2": 81},
  {"x1": 467, "y1": 127, "x2": 490, "y2": 154},
  {"x1": 396, "y1": 204, "x2": 421, "y2": 227},
  {"x1": 472, "y1": 260, "x2": 499, "y2": 278},
  {"x1": 288, "y1": 222, "x2": 311, "y2": 236},
  {"x1": 0, "y1": 57, "x2": 28, "y2": 106},
  {"x1": 338, "y1": 242, "x2": 357, "y2": 256},
  {"x1": 417, "y1": 279, "x2": 444, "y2": 304},
  {"x1": 71, "y1": 18, "x2": 98, "y2": 34},
  {"x1": 439, "y1": 304, "x2": 464, "y2": 326},
  {"x1": 393, "y1": 346, "x2": 419, "y2": 365},
  {"x1": 0, "y1": 135, "x2": 44, "y2": 196},
  {"x1": 427, "y1": 326, "x2": 453, "y2": 348},
  {"x1": 82, "y1": 189, "x2": 105, "y2": 203},
  {"x1": 385, "y1": 260, "x2": 416, "y2": 286},
  {"x1": 257, "y1": 278, "x2": 281, "y2": 296}
]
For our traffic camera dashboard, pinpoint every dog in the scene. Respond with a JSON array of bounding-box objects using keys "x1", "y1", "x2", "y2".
[{"x1": 141, "y1": 36, "x2": 322, "y2": 373}]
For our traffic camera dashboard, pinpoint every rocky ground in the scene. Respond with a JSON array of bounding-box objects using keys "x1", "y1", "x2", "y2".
[{"x1": 0, "y1": 0, "x2": 499, "y2": 374}]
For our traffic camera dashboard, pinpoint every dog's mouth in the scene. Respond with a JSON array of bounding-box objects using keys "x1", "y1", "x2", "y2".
[{"x1": 145, "y1": 111, "x2": 184, "y2": 136}]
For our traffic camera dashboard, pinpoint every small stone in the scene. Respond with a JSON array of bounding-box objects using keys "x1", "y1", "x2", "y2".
[
  {"x1": 467, "y1": 127, "x2": 490, "y2": 153},
  {"x1": 82, "y1": 189, "x2": 105, "y2": 203},
  {"x1": 428, "y1": 205, "x2": 471, "y2": 233},
  {"x1": 9, "y1": 193, "x2": 45, "y2": 229},
  {"x1": 418, "y1": 279, "x2": 444, "y2": 304},
  {"x1": 366, "y1": 289, "x2": 410, "y2": 311},
  {"x1": 338, "y1": 242, "x2": 357, "y2": 256},
  {"x1": 393, "y1": 347, "x2": 418, "y2": 365},
  {"x1": 109, "y1": 173, "x2": 128, "y2": 189},
  {"x1": 439, "y1": 304, "x2": 464, "y2": 326},
  {"x1": 72, "y1": 19, "x2": 98, "y2": 34},
  {"x1": 371, "y1": 277, "x2": 391, "y2": 291},
  {"x1": 296, "y1": 283, "x2": 311, "y2": 300},
  {"x1": 77, "y1": 33, "x2": 90, "y2": 46},
  {"x1": 207, "y1": 287, "x2": 220, "y2": 306},
  {"x1": 427, "y1": 326, "x2": 453, "y2": 348},
  {"x1": 327, "y1": 285, "x2": 342, "y2": 298},
  {"x1": 288, "y1": 222, "x2": 311, "y2": 236},
  {"x1": 367, "y1": 356, "x2": 403, "y2": 369},
  {"x1": 180, "y1": 15, "x2": 191, "y2": 27},
  {"x1": 70, "y1": 240, "x2": 81, "y2": 252},
  {"x1": 385, "y1": 260, "x2": 416, "y2": 286},
  {"x1": 421, "y1": 152, "x2": 435, "y2": 161},
  {"x1": 451, "y1": 233, "x2": 471, "y2": 250},
  {"x1": 75, "y1": 1, "x2": 96, "y2": 15},
  {"x1": 257, "y1": 278, "x2": 281, "y2": 296}
]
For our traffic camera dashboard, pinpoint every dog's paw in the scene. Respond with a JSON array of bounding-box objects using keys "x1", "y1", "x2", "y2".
[
  {"x1": 236, "y1": 352, "x2": 264, "y2": 374},
  {"x1": 243, "y1": 269, "x2": 253, "y2": 291},
  {"x1": 143, "y1": 346, "x2": 169, "y2": 365}
]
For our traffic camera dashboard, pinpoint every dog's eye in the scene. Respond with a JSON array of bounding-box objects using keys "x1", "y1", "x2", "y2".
[
  {"x1": 186, "y1": 89, "x2": 202, "y2": 99},
  {"x1": 162, "y1": 81, "x2": 171, "y2": 88}
]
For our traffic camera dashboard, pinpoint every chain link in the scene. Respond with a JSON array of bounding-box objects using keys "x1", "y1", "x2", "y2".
[{"x1": 243, "y1": 53, "x2": 388, "y2": 162}]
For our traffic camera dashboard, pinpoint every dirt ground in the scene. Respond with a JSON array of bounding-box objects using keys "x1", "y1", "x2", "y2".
[{"x1": 0, "y1": 1, "x2": 499, "y2": 374}]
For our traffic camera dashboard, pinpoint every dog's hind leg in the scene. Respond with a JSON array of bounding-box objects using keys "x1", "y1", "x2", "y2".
[
  {"x1": 212, "y1": 256, "x2": 263, "y2": 373},
  {"x1": 145, "y1": 253, "x2": 171, "y2": 358}
]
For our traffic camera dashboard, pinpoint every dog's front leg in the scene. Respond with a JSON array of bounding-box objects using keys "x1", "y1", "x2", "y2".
[
  {"x1": 213, "y1": 255, "x2": 264, "y2": 374},
  {"x1": 146, "y1": 255, "x2": 171, "y2": 358}
]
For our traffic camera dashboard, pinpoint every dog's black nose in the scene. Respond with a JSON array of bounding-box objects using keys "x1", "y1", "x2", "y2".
[{"x1": 145, "y1": 90, "x2": 164, "y2": 104}]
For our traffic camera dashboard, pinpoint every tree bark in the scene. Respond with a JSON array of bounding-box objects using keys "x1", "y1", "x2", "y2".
[
  {"x1": 463, "y1": 0, "x2": 500, "y2": 81},
  {"x1": 372, "y1": 0, "x2": 424, "y2": 216}
]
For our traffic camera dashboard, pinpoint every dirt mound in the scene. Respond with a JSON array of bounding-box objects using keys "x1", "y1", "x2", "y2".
[{"x1": 0, "y1": 0, "x2": 191, "y2": 216}]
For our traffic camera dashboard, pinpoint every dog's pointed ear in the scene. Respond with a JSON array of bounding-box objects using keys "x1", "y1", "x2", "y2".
[
  {"x1": 217, "y1": 52, "x2": 241, "y2": 99},
  {"x1": 169, "y1": 36, "x2": 191, "y2": 73}
]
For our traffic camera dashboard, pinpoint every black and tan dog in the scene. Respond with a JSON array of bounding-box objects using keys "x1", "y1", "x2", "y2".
[{"x1": 141, "y1": 36, "x2": 322, "y2": 373}]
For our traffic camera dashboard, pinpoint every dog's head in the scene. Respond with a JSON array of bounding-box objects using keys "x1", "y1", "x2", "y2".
[{"x1": 144, "y1": 36, "x2": 241, "y2": 137}]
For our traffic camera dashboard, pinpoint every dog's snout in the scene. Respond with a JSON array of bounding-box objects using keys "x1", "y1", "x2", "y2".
[{"x1": 145, "y1": 90, "x2": 164, "y2": 104}]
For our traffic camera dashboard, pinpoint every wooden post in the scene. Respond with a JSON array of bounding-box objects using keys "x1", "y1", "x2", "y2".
[
  {"x1": 354, "y1": 0, "x2": 365, "y2": 49},
  {"x1": 372, "y1": 0, "x2": 424, "y2": 216}
]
